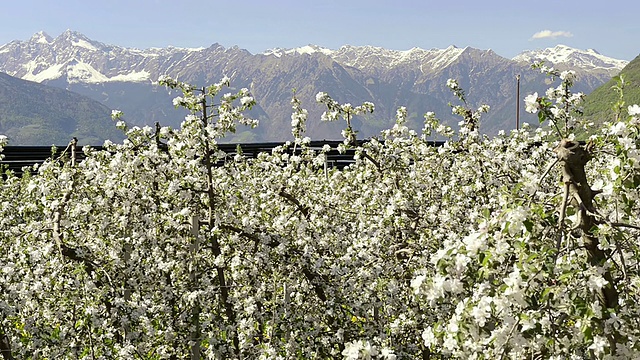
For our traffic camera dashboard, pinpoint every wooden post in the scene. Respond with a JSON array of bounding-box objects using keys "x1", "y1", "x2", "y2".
[
  {"x1": 324, "y1": 151, "x2": 329, "y2": 181},
  {"x1": 70, "y1": 137, "x2": 78, "y2": 167}
]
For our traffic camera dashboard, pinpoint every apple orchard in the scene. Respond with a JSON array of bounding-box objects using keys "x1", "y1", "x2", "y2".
[{"x1": 1, "y1": 63, "x2": 640, "y2": 359}]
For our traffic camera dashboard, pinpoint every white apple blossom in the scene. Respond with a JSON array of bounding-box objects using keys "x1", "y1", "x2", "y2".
[
  {"x1": 411, "y1": 274, "x2": 426, "y2": 294},
  {"x1": 342, "y1": 341, "x2": 361, "y2": 359},
  {"x1": 524, "y1": 92, "x2": 539, "y2": 113},
  {"x1": 588, "y1": 335, "x2": 608, "y2": 356},
  {"x1": 111, "y1": 109, "x2": 123, "y2": 119},
  {"x1": 609, "y1": 121, "x2": 627, "y2": 136},
  {"x1": 240, "y1": 95, "x2": 254, "y2": 106},
  {"x1": 587, "y1": 274, "x2": 608, "y2": 292},
  {"x1": 559, "y1": 70, "x2": 575, "y2": 81},
  {"x1": 316, "y1": 91, "x2": 330, "y2": 103},
  {"x1": 379, "y1": 348, "x2": 397, "y2": 360}
]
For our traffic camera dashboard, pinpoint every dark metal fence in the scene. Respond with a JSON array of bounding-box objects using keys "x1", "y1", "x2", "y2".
[{"x1": 3, "y1": 140, "x2": 445, "y2": 176}]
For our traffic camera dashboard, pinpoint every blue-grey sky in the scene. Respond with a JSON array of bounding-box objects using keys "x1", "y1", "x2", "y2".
[{"x1": 1, "y1": 0, "x2": 638, "y2": 60}]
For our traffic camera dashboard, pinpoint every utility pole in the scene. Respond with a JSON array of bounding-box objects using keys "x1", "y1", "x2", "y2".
[{"x1": 516, "y1": 75, "x2": 521, "y2": 130}]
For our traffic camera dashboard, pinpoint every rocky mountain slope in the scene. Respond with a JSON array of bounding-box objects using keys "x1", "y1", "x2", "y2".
[{"x1": 0, "y1": 30, "x2": 630, "y2": 141}]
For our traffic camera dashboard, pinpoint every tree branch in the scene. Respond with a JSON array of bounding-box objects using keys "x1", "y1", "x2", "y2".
[
  {"x1": 610, "y1": 222, "x2": 640, "y2": 231},
  {"x1": 278, "y1": 188, "x2": 310, "y2": 218}
]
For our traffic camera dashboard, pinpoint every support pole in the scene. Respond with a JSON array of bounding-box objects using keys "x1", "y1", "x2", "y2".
[
  {"x1": 190, "y1": 212, "x2": 201, "y2": 360},
  {"x1": 516, "y1": 75, "x2": 521, "y2": 130},
  {"x1": 70, "y1": 137, "x2": 78, "y2": 167}
]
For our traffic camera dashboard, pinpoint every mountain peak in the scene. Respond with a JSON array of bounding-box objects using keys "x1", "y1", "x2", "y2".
[
  {"x1": 263, "y1": 44, "x2": 333, "y2": 57},
  {"x1": 30, "y1": 31, "x2": 53, "y2": 45},
  {"x1": 53, "y1": 30, "x2": 101, "y2": 51},
  {"x1": 58, "y1": 29, "x2": 87, "y2": 40}
]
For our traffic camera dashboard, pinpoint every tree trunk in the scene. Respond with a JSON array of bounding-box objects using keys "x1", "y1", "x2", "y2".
[
  {"x1": 0, "y1": 320, "x2": 14, "y2": 360},
  {"x1": 556, "y1": 139, "x2": 618, "y2": 310}
]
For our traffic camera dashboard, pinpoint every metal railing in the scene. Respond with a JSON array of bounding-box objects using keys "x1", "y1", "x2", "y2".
[
  {"x1": 1, "y1": 140, "x2": 440, "y2": 176},
  {"x1": 1, "y1": 139, "x2": 449, "y2": 176}
]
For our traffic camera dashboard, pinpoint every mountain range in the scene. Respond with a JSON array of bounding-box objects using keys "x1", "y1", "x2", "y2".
[{"x1": 0, "y1": 30, "x2": 632, "y2": 143}]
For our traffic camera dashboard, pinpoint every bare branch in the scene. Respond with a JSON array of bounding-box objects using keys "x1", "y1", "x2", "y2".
[
  {"x1": 610, "y1": 222, "x2": 640, "y2": 231},
  {"x1": 278, "y1": 188, "x2": 310, "y2": 218},
  {"x1": 556, "y1": 181, "x2": 570, "y2": 251}
]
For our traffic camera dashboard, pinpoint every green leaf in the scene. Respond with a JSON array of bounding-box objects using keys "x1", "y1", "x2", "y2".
[
  {"x1": 538, "y1": 112, "x2": 546, "y2": 123},
  {"x1": 581, "y1": 324, "x2": 593, "y2": 340},
  {"x1": 523, "y1": 219, "x2": 534, "y2": 233}
]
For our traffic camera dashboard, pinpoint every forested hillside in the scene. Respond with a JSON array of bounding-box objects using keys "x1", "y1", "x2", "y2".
[
  {"x1": 583, "y1": 54, "x2": 640, "y2": 123},
  {"x1": 0, "y1": 72, "x2": 123, "y2": 145}
]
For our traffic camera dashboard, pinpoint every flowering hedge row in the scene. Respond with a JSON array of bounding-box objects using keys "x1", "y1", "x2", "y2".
[{"x1": 0, "y1": 66, "x2": 639, "y2": 359}]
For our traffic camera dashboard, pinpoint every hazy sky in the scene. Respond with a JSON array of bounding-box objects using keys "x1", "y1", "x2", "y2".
[{"x1": 1, "y1": 0, "x2": 637, "y2": 60}]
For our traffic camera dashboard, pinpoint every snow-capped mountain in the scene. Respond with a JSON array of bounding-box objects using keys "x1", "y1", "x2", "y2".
[
  {"x1": 329, "y1": 44, "x2": 467, "y2": 70},
  {"x1": 0, "y1": 30, "x2": 632, "y2": 141},
  {"x1": 513, "y1": 44, "x2": 627, "y2": 76},
  {"x1": 264, "y1": 43, "x2": 628, "y2": 76},
  {"x1": 0, "y1": 30, "x2": 215, "y2": 85},
  {"x1": 263, "y1": 44, "x2": 334, "y2": 57},
  {"x1": 262, "y1": 44, "x2": 469, "y2": 71}
]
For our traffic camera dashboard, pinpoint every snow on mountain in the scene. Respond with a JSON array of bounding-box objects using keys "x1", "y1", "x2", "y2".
[
  {"x1": 424, "y1": 45, "x2": 467, "y2": 69},
  {"x1": 2, "y1": 31, "x2": 628, "y2": 86},
  {"x1": 56, "y1": 30, "x2": 108, "y2": 52},
  {"x1": 261, "y1": 42, "x2": 468, "y2": 71},
  {"x1": 31, "y1": 31, "x2": 53, "y2": 45},
  {"x1": 22, "y1": 61, "x2": 65, "y2": 82},
  {"x1": 513, "y1": 44, "x2": 628, "y2": 74},
  {"x1": 66, "y1": 60, "x2": 111, "y2": 83},
  {"x1": 263, "y1": 45, "x2": 333, "y2": 57},
  {"x1": 72, "y1": 38, "x2": 99, "y2": 51},
  {"x1": 263, "y1": 44, "x2": 469, "y2": 73},
  {"x1": 109, "y1": 70, "x2": 151, "y2": 82},
  {"x1": 0, "y1": 30, "x2": 209, "y2": 84},
  {"x1": 145, "y1": 45, "x2": 206, "y2": 57},
  {"x1": 20, "y1": 58, "x2": 151, "y2": 84}
]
